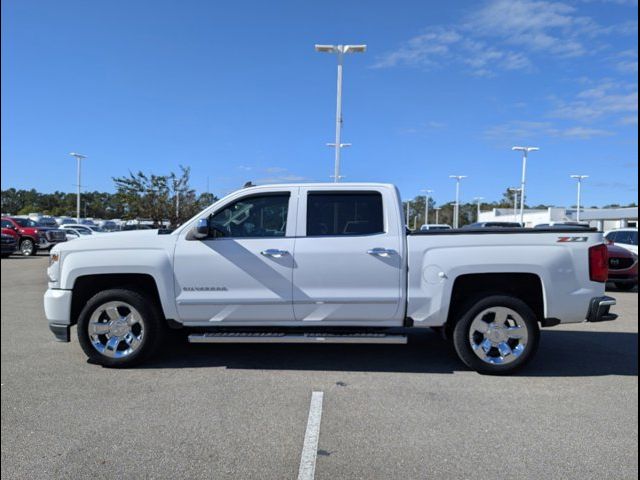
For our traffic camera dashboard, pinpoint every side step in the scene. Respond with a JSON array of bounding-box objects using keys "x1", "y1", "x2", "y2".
[{"x1": 188, "y1": 332, "x2": 408, "y2": 344}]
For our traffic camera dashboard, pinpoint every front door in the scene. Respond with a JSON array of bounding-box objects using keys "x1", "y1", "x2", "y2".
[{"x1": 173, "y1": 190, "x2": 297, "y2": 325}]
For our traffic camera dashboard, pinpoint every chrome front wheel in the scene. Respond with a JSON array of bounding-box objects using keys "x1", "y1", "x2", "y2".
[
  {"x1": 88, "y1": 301, "x2": 145, "y2": 359},
  {"x1": 77, "y1": 289, "x2": 166, "y2": 367},
  {"x1": 20, "y1": 239, "x2": 36, "y2": 256}
]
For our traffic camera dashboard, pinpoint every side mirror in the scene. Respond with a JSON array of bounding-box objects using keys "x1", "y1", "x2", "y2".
[
  {"x1": 186, "y1": 218, "x2": 209, "y2": 240},
  {"x1": 195, "y1": 218, "x2": 209, "y2": 237},
  {"x1": 187, "y1": 218, "x2": 226, "y2": 241}
]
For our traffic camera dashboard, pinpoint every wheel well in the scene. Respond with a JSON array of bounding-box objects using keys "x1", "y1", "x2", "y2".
[
  {"x1": 70, "y1": 274, "x2": 163, "y2": 325},
  {"x1": 447, "y1": 273, "x2": 544, "y2": 328}
]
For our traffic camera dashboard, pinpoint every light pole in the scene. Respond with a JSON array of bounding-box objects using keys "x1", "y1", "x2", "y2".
[
  {"x1": 69, "y1": 152, "x2": 87, "y2": 222},
  {"x1": 406, "y1": 200, "x2": 411, "y2": 227},
  {"x1": 449, "y1": 175, "x2": 467, "y2": 229},
  {"x1": 315, "y1": 44, "x2": 366, "y2": 182},
  {"x1": 512, "y1": 146, "x2": 539, "y2": 225},
  {"x1": 570, "y1": 175, "x2": 589, "y2": 222},
  {"x1": 435, "y1": 208, "x2": 441, "y2": 225},
  {"x1": 421, "y1": 189, "x2": 433, "y2": 226},
  {"x1": 508, "y1": 187, "x2": 521, "y2": 220},
  {"x1": 474, "y1": 197, "x2": 484, "y2": 222}
]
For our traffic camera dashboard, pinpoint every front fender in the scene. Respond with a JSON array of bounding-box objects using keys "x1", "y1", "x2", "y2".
[{"x1": 59, "y1": 248, "x2": 178, "y2": 320}]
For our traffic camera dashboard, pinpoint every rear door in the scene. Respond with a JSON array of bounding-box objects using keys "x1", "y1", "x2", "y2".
[{"x1": 292, "y1": 186, "x2": 404, "y2": 325}]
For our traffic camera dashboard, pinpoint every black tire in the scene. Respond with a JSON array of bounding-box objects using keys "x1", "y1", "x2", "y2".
[
  {"x1": 615, "y1": 282, "x2": 636, "y2": 291},
  {"x1": 77, "y1": 289, "x2": 167, "y2": 367},
  {"x1": 19, "y1": 238, "x2": 37, "y2": 256},
  {"x1": 452, "y1": 295, "x2": 540, "y2": 375}
]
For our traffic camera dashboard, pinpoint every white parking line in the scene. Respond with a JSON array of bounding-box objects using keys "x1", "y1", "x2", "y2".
[{"x1": 297, "y1": 391, "x2": 324, "y2": 480}]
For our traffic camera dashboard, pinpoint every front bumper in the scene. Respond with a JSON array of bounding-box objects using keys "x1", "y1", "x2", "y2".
[
  {"x1": 607, "y1": 275, "x2": 638, "y2": 286},
  {"x1": 38, "y1": 238, "x2": 66, "y2": 250},
  {"x1": 1, "y1": 242, "x2": 17, "y2": 254},
  {"x1": 586, "y1": 296, "x2": 618, "y2": 323},
  {"x1": 44, "y1": 289, "x2": 73, "y2": 342}
]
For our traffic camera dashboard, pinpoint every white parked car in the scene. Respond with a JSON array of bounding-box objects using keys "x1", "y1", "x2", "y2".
[
  {"x1": 63, "y1": 224, "x2": 105, "y2": 235},
  {"x1": 420, "y1": 224, "x2": 452, "y2": 231},
  {"x1": 45, "y1": 183, "x2": 617, "y2": 374},
  {"x1": 604, "y1": 228, "x2": 638, "y2": 256}
]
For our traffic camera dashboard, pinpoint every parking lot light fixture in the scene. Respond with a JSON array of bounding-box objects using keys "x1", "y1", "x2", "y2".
[
  {"x1": 570, "y1": 175, "x2": 589, "y2": 222},
  {"x1": 449, "y1": 175, "x2": 467, "y2": 229},
  {"x1": 435, "y1": 207, "x2": 441, "y2": 225},
  {"x1": 421, "y1": 189, "x2": 433, "y2": 225},
  {"x1": 315, "y1": 44, "x2": 366, "y2": 182},
  {"x1": 69, "y1": 152, "x2": 87, "y2": 223},
  {"x1": 512, "y1": 146, "x2": 539, "y2": 225}
]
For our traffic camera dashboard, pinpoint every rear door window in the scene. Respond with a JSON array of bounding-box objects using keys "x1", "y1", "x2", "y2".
[{"x1": 306, "y1": 192, "x2": 384, "y2": 236}]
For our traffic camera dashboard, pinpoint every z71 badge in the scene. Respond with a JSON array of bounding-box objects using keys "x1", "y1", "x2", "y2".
[{"x1": 557, "y1": 236, "x2": 589, "y2": 243}]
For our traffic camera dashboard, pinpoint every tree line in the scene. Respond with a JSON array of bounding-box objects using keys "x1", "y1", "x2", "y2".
[
  {"x1": 2, "y1": 170, "x2": 636, "y2": 229},
  {"x1": 1, "y1": 166, "x2": 216, "y2": 226}
]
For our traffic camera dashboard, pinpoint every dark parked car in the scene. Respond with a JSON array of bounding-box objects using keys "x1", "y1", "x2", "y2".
[
  {"x1": 121, "y1": 224, "x2": 153, "y2": 231},
  {"x1": 463, "y1": 222, "x2": 523, "y2": 229},
  {"x1": 535, "y1": 222, "x2": 591, "y2": 229},
  {"x1": 606, "y1": 243, "x2": 638, "y2": 291},
  {"x1": 1, "y1": 233, "x2": 17, "y2": 258}
]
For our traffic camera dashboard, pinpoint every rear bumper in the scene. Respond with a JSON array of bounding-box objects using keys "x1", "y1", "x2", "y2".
[
  {"x1": 44, "y1": 289, "x2": 73, "y2": 342},
  {"x1": 586, "y1": 296, "x2": 618, "y2": 323}
]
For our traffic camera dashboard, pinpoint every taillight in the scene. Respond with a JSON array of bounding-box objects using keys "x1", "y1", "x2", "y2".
[{"x1": 589, "y1": 243, "x2": 609, "y2": 283}]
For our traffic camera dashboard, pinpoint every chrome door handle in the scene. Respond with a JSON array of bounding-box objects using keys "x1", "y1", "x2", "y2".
[
  {"x1": 367, "y1": 248, "x2": 396, "y2": 257},
  {"x1": 261, "y1": 249, "x2": 289, "y2": 258}
]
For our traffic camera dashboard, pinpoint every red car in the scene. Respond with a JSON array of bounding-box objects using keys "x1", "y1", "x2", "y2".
[
  {"x1": 607, "y1": 243, "x2": 638, "y2": 291},
  {"x1": 1, "y1": 217, "x2": 67, "y2": 256}
]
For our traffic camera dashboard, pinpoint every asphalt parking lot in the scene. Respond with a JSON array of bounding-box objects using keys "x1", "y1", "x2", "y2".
[{"x1": 1, "y1": 255, "x2": 637, "y2": 480}]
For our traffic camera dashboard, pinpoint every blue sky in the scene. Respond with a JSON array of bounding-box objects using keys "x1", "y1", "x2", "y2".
[{"x1": 1, "y1": 0, "x2": 638, "y2": 207}]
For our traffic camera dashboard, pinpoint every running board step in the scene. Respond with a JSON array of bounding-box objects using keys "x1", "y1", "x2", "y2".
[{"x1": 187, "y1": 332, "x2": 408, "y2": 344}]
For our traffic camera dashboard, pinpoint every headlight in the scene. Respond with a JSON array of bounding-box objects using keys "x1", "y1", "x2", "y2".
[
  {"x1": 49, "y1": 252, "x2": 60, "y2": 267},
  {"x1": 47, "y1": 252, "x2": 60, "y2": 282}
]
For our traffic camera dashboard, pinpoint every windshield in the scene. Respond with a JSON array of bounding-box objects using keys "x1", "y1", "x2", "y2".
[
  {"x1": 12, "y1": 218, "x2": 38, "y2": 228},
  {"x1": 38, "y1": 218, "x2": 58, "y2": 227}
]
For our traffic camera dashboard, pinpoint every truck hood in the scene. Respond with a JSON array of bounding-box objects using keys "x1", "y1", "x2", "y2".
[{"x1": 52, "y1": 229, "x2": 174, "y2": 253}]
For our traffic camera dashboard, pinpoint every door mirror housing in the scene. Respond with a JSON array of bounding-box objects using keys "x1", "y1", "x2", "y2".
[
  {"x1": 196, "y1": 218, "x2": 209, "y2": 236},
  {"x1": 187, "y1": 218, "x2": 226, "y2": 240},
  {"x1": 187, "y1": 218, "x2": 209, "y2": 240}
]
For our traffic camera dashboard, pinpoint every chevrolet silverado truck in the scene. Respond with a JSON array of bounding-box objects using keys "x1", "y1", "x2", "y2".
[{"x1": 44, "y1": 183, "x2": 617, "y2": 374}]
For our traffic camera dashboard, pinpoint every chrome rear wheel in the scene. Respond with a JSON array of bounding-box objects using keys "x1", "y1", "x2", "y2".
[
  {"x1": 453, "y1": 295, "x2": 540, "y2": 375},
  {"x1": 468, "y1": 307, "x2": 529, "y2": 365}
]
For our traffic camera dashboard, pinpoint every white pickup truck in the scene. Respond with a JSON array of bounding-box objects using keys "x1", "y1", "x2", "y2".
[{"x1": 44, "y1": 183, "x2": 617, "y2": 374}]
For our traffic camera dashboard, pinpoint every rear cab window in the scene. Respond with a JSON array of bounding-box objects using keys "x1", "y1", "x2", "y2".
[{"x1": 306, "y1": 192, "x2": 384, "y2": 236}]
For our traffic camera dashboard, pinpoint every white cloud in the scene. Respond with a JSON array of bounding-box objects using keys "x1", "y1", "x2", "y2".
[
  {"x1": 484, "y1": 120, "x2": 613, "y2": 140},
  {"x1": 550, "y1": 80, "x2": 638, "y2": 122},
  {"x1": 614, "y1": 49, "x2": 639, "y2": 73},
  {"x1": 255, "y1": 175, "x2": 310, "y2": 184},
  {"x1": 373, "y1": 0, "x2": 636, "y2": 75}
]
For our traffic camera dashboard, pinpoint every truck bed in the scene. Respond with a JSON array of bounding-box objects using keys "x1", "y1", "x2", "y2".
[{"x1": 406, "y1": 229, "x2": 605, "y2": 327}]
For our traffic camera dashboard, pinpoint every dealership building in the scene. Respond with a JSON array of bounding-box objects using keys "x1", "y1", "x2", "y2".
[{"x1": 478, "y1": 206, "x2": 638, "y2": 230}]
